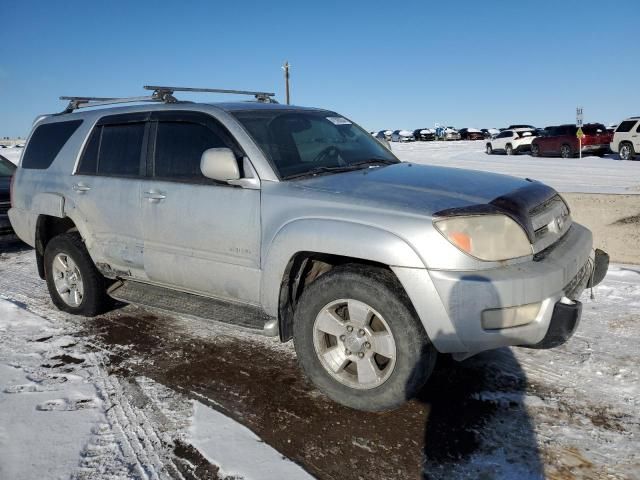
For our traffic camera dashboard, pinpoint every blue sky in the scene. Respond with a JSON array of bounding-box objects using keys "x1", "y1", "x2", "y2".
[{"x1": 1, "y1": 0, "x2": 638, "y2": 137}]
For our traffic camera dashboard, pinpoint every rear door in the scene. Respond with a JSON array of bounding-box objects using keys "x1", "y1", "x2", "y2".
[
  {"x1": 72, "y1": 113, "x2": 149, "y2": 277},
  {"x1": 141, "y1": 111, "x2": 261, "y2": 304}
]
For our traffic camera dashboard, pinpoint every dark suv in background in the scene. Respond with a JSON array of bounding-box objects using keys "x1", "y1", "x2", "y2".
[
  {"x1": 531, "y1": 124, "x2": 611, "y2": 158},
  {"x1": 0, "y1": 154, "x2": 16, "y2": 234}
]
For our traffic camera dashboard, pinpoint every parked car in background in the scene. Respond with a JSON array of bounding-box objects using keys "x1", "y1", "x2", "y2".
[
  {"x1": 437, "y1": 127, "x2": 460, "y2": 141},
  {"x1": 0, "y1": 154, "x2": 16, "y2": 234},
  {"x1": 391, "y1": 130, "x2": 415, "y2": 142},
  {"x1": 507, "y1": 124, "x2": 536, "y2": 130},
  {"x1": 413, "y1": 128, "x2": 436, "y2": 141},
  {"x1": 373, "y1": 132, "x2": 392, "y2": 150},
  {"x1": 531, "y1": 124, "x2": 611, "y2": 158},
  {"x1": 607, "y1": 124, "x2": 618, "y2": 135},
  {"x1": 486, "y1": 128, "x2": 536, "y2": 155},
  {"x1": 481, "y1": 128, "x2": 500, "y2": 139},
  {"x1": 459, "y1": 128, "x2": 484, "y2": 140},
  {"x1": 610, "y1": 117, "x2": 640, "y2": 160},
  {"x1": 375, "y1": 130, "x2": 393, "y2": 142}
]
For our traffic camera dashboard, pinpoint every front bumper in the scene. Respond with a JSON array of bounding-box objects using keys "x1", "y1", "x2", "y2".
[{"x1": 393, "y1": 223, "x2": 606, "y2": 355}]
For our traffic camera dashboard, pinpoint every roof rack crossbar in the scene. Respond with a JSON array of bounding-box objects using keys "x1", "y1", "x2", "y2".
[
  {"x1": 60, "y1": 84, "x2": 278, "y2": 113},
  {"x1": 143, "y1": 85, "x2": 277, "y2": 103}
]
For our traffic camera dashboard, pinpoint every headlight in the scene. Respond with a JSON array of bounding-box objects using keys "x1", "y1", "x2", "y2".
[{"x1": 434, "y1": 214, "x2": 532, "y2": 261}]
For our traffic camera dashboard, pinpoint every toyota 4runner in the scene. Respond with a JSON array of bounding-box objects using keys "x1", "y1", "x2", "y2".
[{"x1": 9, "y1": 86, "x2": 609, "y2": 411}]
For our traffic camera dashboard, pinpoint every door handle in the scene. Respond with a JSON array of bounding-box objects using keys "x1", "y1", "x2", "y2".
[
  {"x1": 72, "y1": 183, "x2": 91, "y2": 193},
  {"x1": 143, "y1": 190, "x2": 167, "y2": 202}
]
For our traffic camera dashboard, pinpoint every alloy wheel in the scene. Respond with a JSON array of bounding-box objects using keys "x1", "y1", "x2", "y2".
[
  {"x1": 51, "y1": 253, "x2": 84, "y2": 307},
  {"x1": 312, "y1": 299, "x2": 397, "y2": 390}
]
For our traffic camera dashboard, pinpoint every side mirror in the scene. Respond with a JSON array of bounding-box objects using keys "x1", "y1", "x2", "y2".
[{"x1": 200, "y1": 148, "x2": 240, "y2": 182}]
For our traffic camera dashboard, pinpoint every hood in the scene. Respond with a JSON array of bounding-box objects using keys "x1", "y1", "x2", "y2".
[{"x1": 291, "y1": 163, "x2": 533, "y2": 216}]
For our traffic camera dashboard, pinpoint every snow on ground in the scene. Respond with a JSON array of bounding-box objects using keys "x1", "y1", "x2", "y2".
[
  {"x1": 0, "y1": 147, "x2": 22, "y2": 165},
  {"x1": 190, "y1": 402, "x2": 313, "y2": 480},
  {"x1": 0, "y1": 295, "x2": 311, "y2": 480},
  {"x1": 392, "y1": 141, "x2": 640, "y2": 194}
]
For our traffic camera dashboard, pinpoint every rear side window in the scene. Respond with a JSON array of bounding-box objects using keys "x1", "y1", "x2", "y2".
[
  {"x1": 153, "y1": 121, "x2": 228, "y2": 180},
  {"x1": 22, "y1": 120, "x2": 82, "y2": 169},
  {"x1": 616, "y1": 120, "x2": 637, "y2": 133},
  {"x1": 77, "y1": 122, "x2": 145, "y2": 177}
]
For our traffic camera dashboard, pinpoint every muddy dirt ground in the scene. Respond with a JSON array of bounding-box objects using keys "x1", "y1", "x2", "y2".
[{"x1": 1, "y1": 235, "x2": 638, "y2": 479}]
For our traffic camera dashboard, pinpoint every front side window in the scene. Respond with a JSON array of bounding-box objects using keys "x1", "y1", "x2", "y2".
[
  {"x1": 22, "y1": 120, "x2": 82, "y2": 170},
  {"x1": 233, "y1": 110, "x2": 398, "y2": 179},
  {"x1": 77, "y1": 122, "x2": 145, "y2": 176},
  {"x1": 154, "y1": 121, "x2": 227, "y2": 180}
]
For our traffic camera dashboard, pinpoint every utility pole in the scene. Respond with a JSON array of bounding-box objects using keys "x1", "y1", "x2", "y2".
[{"x1": 282, "y1": 61, "x2": 291, "y2": 105}]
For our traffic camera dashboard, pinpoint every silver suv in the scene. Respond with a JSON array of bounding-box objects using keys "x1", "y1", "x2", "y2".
[{"x1": 9, "y1": 86, "x2": 608, "y2": 411}]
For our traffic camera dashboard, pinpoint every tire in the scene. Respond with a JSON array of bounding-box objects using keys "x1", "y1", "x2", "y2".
[
  {"x1": 560, "y1": 144, "x2": 572, "y2": 159},
  {"x1": 505, "y1": 144, "x2": 514, "y2": 155},
  {"x1": 531, "y1": 144, "x2": 540, "y2": 157},
  {"x1": 619, "y1": 142, "x2": 635, "y2": 161},
  {"x1": 293, "y1": 265, "x2": 437, "y2": 411},
  {"x1": 44, "y1": 233, "x2": 111, "y2": 316},
  {"x1": 486, "y1": 143, "x2": 493, "y2": 155}
]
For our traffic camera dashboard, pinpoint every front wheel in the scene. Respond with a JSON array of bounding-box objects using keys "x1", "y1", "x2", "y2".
[
  {"x1": 619, "y1": 142, "x2": 635, "y2": 161},
  {"x1": 506, "y1": 144, "x2": 514, "y2": 155},
  {"x1": 293, "y1": 265, "x2": 437, "y2": 411},
  {"x1": 44, "y1": 233, "x2": 111, "y2": 316},
  {"x1": 486, "y1": 143, "x2": 493, "y2": 155},
  {"x1": 560, "y1": 144, "x2": 572, "y2": 158}
]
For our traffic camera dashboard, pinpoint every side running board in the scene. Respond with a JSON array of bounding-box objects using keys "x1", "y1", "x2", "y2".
[{"x1": 108, "y1": 280, "x2": 278, "y2": 337}]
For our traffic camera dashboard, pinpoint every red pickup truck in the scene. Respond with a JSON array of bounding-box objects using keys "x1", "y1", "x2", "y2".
[{"x1": 531, "y1": 124, "x2": 611, "y2": 158}]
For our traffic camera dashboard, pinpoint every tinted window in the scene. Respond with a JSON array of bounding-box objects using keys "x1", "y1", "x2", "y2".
[
  {"x1": 22, "y1": 120, "x2": 82, "y2": 169},
  {"x1": 497, "y1": 131, "x2": 511, "y2": 138},
  {"x1": 0, "y1": 155, "x2": 16, "y2": 176},
  {"x1": 154, "y1": 121, "x2": 227, "y2": 179},
  {"x1": 77, "y1": 127, "x2": 101, "y2": 175},
  {"x1": 616, "y1": 120, "x2": 637, "y2": 133},
  {"x1": 98, "y1": 123, "x2": 145, "y2": 176}
]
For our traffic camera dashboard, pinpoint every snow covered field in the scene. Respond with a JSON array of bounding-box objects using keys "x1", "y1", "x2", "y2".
[
  {"x1": 392, "y1": 141, "x2": 640, "y2": 195},
  {"x1": 0, "y1": 147, "x2": 22, "y2": 165},
  {"x1": 0, "y1": 236, "x2": 639, "y2": 479}
]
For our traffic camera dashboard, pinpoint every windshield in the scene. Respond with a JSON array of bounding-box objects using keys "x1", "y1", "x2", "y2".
[
  {"x1": 0, "y1": 155, "x2": 16, "y2": 176},
  {"x1": 233, "y1": 110, "x2": 398, "y2": 179}
]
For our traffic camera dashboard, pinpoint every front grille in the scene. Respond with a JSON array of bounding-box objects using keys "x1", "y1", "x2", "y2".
[
  {"x1": 0, "y1": 201, "x2": 9, "y2": 216},
  {"x1": 530, "y1": 195, "x2": 572, "y2": 254}
]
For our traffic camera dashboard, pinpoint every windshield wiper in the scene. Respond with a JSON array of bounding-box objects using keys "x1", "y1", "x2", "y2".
[{"x1": 284, "y1": 158, "x2": 396, "y2": 180}]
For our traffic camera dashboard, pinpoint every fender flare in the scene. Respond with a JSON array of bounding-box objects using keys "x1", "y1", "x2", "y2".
[{"x1": 260, "y1": 218, "x2": 425, "y2": 317}]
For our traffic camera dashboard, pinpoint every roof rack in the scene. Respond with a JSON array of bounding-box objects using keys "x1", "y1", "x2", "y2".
[{"x1": 60, "y1": 85, "x2": 278, "y2": 113}]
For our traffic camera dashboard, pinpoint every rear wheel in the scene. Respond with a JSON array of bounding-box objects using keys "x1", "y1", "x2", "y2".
[
  {"x1": 486, "y1": 143, "x2": 493, "y2": 155},
  {"x1": 505, "y1": 144, "x2": 514, "y2": 155},
  {"x1": 44, "y1": 233, "x2": 111, "y2": 316},
  {"x1": 293, "y1": 265, "x2": 437, "y2": 411},
  {"x1": 531, "y1": 144, "x2": 540, "y2": 157},
  {"x1": 560, "y1": 144, "x2": 572, "y2": 158},
  {"x1": 619, "y1": 142, "x2": 635, "y2": 160}
]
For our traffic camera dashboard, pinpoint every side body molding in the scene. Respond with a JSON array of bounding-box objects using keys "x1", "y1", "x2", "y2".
[{"x1": 260, "y1": 218, "x2": 426, "y2": 317}]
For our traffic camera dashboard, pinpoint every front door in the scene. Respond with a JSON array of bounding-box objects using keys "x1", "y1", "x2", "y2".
[
  {"x1": 141, "y1": 111, "x2": 261, "y2": 304},
  {"x1": 72, "y1": 113, "x2": 149, "y2": 278}
]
